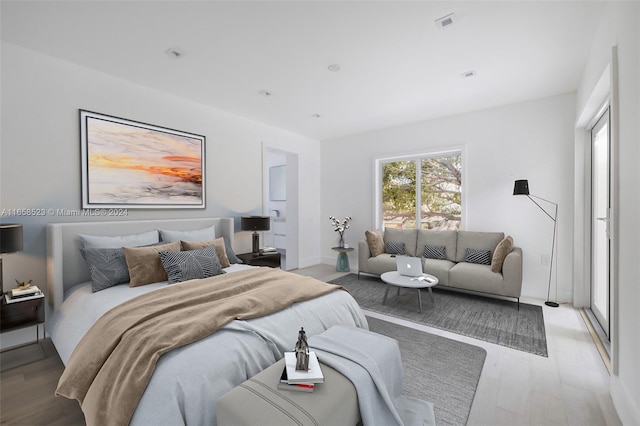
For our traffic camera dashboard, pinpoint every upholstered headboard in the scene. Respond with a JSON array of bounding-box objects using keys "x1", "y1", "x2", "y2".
[{"x1": 46, "y1": 218, "x2": 235, "y2": 311}]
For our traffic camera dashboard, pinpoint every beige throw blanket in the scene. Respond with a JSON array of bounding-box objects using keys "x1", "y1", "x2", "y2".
[{"x1": 56, "y1": 268, "x2": 344, "y2": 426}]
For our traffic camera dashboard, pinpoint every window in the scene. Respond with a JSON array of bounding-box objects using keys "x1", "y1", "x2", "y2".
[{"x1": 376, "y1": 151, "x2": 462, "y2": 230}]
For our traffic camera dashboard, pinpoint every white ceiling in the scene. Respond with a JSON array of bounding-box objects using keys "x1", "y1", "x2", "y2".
[{"x1": 1, "y1": 1, "x2": 605, "y2": 140}]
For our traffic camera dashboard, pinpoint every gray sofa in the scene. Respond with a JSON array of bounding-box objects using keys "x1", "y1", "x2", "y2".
[{"x1": 358, "y1": 228, "x2": 523, "y2": 306}]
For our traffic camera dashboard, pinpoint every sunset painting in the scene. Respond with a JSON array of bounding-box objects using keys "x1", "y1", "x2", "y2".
[{"x1": 80, "y1": 111, "x2": 205, "y2": 208}]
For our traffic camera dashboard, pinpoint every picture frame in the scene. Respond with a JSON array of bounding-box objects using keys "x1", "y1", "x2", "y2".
[{"x1": 80, "y1": 110, "x2": 205, "y2": 209}]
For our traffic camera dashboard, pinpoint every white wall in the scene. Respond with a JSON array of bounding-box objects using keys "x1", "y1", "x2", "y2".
[
  {"x1": 0, "y1": 42, "x2": 321, "y2": 346},
  {"x1": 321, "y1": 93, "x2": 576, "y2": 301},
  {"x1": 575, "y1": 2, "x2": 640, "y2": 424}
]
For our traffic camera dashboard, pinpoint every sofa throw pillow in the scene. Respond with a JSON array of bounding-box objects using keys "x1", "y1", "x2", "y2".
[
  {"x1": 491, "y1": 235, "x2": 514, "y2": 272},
  {"x1": 123, "y1": 241, "x2": 181, "y2": 287},
  {"x1": 365, "y1": 230, "x2": 385, "y2": 257},
  {"x1": 465, "y1": 248, "x2": 491, "y2": 265},
  {"x1": 385, "y1": 241, "x2": 405, "y2": 255},
  {"x1": 423, "y1": 244, "x2": 446, "y2": 260},
  {"x1": 181, "y1": 238, "x2": 231, "y2": 268},
  {"x1": 159, "y1": 246, "x2": 225, "y2": 284},
  {"x1": 80, "y1": 247, "x2": 130, "y2": 292}
]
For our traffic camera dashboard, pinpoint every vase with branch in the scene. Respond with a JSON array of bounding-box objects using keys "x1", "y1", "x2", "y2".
[{"x1": 329, "y1": 216, "x2": 352, "y2": 248}]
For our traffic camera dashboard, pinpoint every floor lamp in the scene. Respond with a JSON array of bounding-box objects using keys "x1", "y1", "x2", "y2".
[{"x1": 513, "y1": 180, "x2": 559, "y2": 307}]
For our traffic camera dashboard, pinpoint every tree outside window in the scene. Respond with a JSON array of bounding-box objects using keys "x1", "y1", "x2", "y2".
[{"x1": 381, "y1": 153, "x2": 461, "y2": 230}]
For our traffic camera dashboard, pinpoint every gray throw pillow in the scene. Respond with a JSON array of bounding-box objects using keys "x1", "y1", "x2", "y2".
[
  {"x1": 159, "y1": 246, "x2": 225, "y2": 284},
  {"x1": 465, "y1": 248, "x2": 491, "y2": 265},
  {"x1": 80, "y1": 247, "x2": 130, "y2": 292},
  {"x1": 223, "y1": 236, "x2": 243, "y2": 264},
  {"x1": 385, "y1": 241, "x2": 405, "y2": 255},
  {"x1": 423, "y1": 244, "x2": 446, "y2": 260}
]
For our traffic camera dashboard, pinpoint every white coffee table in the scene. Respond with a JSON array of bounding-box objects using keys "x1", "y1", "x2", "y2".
[{"x1": 380, "y1": 271, "x2": 439, "y2": 314}]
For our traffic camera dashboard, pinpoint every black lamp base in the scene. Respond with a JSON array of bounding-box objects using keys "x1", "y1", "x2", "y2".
[
  {"x1": 252, "y1": 232, "x2": 260, "y2": 254},
  {"x1": 545, "y1": 301, "x2": 559, "y2": 308}
]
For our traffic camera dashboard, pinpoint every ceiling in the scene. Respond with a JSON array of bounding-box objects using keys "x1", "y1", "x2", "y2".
[{"x1": 1, "y1": 1, "x2": 606, "y2": 140}]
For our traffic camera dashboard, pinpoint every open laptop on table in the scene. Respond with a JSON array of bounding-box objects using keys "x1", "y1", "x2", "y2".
[{"x1": 396, "y1": 255, "x2": 424, "y2": 277}]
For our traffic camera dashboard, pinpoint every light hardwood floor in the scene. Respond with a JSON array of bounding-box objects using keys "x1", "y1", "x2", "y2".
[{"x1": 0, "y1": 264, "x2": 621, "y2": 425}]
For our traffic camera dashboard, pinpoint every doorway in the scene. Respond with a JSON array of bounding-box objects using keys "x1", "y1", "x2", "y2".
[
  {"x1": 263, "y1": 147, "x2": 299, "y2": 270},
  {"x1": 590, "y1": 106, "x2": 610, "y2": 339}
]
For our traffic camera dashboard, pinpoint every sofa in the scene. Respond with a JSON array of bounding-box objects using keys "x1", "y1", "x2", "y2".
[{"x1": 358, "y1": 228, "x2": 523, "y2": 306}]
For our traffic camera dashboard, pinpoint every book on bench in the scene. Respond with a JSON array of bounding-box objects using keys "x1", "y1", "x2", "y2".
[{"x1": 283, "y1": 351, "x2": 324, "y2": 384}]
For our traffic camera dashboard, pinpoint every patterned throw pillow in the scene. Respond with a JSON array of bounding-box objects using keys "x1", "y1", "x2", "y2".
[
  {"x1": 464, "y1": 248, "x2": 491, "y2": 265},
  {"x1": 80, "y1": 247, "x2": 130, "y2": 292},
  {"x1": 385, "y1": 241, "x2": 405, "y2": 255},
  {"x1": 423, "y1": 244, "x2": 446, "y2": 260},
  {"x1": 159, "y1": 246, "x2": 225, "y2": 284}
]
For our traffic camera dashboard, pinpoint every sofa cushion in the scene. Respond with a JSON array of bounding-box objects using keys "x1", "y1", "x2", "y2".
[
  {"x1": 384, "y1": 228, "x2": 418, "y2": 257},
  {"x1": 385, "y1": 241, "x2": 405, "y2": 255},
  {"x1": 455, "y1": 231, "x2": 504, "y2": 263},
  {"x1": 464, "y1": 248, "x2": 491, "y2": 265},
  {"x1": 365, "y1": 230, "x2": 385, "y2": 257},
  {"x1": 491, "y1": 236, "x2": 514, "y2": 272},
  {"x1": 422, "y1": 245, "x2": 445, "y2": 260},
  {"x1": 365, "y1": 254, "x2": 398, "y2": 276},
  {"x1": 422, "y1": 258, "x2": 454, "y2": 286},
  {"x1": 448, "y1": 262, "x2": 507, "y2": 296},
  {"x1": 416, "y1": 230, "x2": 457, "y2": 262}
]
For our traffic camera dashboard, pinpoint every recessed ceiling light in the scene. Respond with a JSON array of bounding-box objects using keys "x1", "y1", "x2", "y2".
[
  {"x1": 259, "y1": 90, "x2": 273, "y2": 97},
  {"x1": 435, "y1": 13, "x2": 455, "y2": 29},
  {"x1": 164, "y1": 47, "x2": 185, "y2": 59},
  {"x1": 327, "y1": 64, "x2": 341, "y2": 72},
  {"x1": 311, "y1": 113, "x2": 322, "y2": 118},
  {"x1": 460, "y1": 70, "x2": 476, "y2": 78}
]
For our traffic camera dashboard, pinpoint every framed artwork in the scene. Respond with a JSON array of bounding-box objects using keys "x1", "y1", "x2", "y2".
[{"x1": 80, "y1": 110, "x2": 205, "y2": 209}]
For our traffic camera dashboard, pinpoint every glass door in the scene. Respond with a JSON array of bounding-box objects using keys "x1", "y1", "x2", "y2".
[{"x1": 591, "y1": 107, "x2": 610, "y2": 338}]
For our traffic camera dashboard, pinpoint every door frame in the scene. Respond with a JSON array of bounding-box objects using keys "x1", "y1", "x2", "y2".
[{"x1": 589, "y1": 105, "x2": 611, "y2": 338}]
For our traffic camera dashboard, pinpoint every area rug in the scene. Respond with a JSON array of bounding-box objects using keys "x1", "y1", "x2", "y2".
[
  {"x1": 331, "y1": 273, "x2": 548, "y2": 357},
  {"x1": 367, "y1": 316, "x2": 486, "y2": 426}
]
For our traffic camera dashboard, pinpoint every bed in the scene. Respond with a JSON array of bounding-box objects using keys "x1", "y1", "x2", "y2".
[{"x1": 46, "y1": 218, "x2": 368, "y2": 425}]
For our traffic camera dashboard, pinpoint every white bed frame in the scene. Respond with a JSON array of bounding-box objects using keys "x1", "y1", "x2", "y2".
[{"x1": 46, "y1": 218, "x2": 235, "y2": 311}]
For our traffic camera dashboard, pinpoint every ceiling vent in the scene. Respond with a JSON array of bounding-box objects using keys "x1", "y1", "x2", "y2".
[
  {"x1": 259, "y1": 90, "x2": 273, "y2": 97},
  {"x1": 165, "y1": 48, "x2": 185, "y2": 59},
  {"x1": 460, "y1": 70, "x2": 477, "y2": 79},
  {"x1": 435, "y1": 13, "x2": 455, "y2": 29}
]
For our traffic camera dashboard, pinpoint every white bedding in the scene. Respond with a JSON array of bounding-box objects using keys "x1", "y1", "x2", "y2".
[{"x1": 48, "y1": 264, "x2": 368, "y2": 425}]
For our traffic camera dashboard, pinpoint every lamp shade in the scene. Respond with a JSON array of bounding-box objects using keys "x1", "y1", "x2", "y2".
[
  {"x1": 0, "y1": 223, "x2": 23, "y2": 253},
  {"x1": 241, "y1": 216, "x2": 271, "y2": 232},
  {"x1": 513, "y1": 179, "x2": 530, "y2": 196}
]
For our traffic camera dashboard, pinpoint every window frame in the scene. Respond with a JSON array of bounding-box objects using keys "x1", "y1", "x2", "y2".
[{"x1": 373, "y1": 147, "x2": 466, "y2": 231}]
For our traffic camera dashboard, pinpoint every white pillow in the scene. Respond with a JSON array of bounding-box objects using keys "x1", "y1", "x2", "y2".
[
  {"x1": 158, "y1": 225, "x2": 216, "y2": 242},
  {"x1": 78, "y1": 230, "x2": 159, "y2": 248}
]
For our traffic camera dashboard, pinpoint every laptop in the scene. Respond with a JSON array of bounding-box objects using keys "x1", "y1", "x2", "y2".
[{"x1": 396, "y1": 255, "x2": 424, "y2": 277}]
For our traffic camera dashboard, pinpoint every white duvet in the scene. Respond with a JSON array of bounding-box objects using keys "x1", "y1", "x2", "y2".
[{"x1": 47, "y1": 265, "x2": 368, "y2": 425}]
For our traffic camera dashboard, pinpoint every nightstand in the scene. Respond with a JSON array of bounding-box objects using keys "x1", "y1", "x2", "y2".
[
  {"x1": 1, "y1": 292, "x2": 46, "y2": 370},
  {"x1": 237, "y1": 252, "x2": 281, "y2": 268}
]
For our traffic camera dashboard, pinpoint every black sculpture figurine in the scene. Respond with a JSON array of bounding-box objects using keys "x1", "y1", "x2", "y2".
[{"x1": 294, "y1": 327, "x2": 309, "y2": 371}]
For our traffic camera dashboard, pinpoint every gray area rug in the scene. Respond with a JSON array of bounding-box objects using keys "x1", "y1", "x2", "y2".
[
  {"x1": 331, "y1": 274, "x2": 548, "y2": 357},
  {"x1": 367, "y1": 316, "x2": 486, "y2": 426}
]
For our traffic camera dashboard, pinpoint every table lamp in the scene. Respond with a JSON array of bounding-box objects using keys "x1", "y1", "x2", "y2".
[
  {"x1": 0, "y1": 223, "x2": 24, "y2": 290},
  {"x1": 241, "y1": 216, "x2": 271, "y2": 254}
]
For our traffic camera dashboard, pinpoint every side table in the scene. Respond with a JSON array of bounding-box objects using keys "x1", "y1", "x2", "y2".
[
  {"x1": 331, "y1": 246, "x2": 354, "y2": 272},
  {"x1": 237, "y1": 252, "x2": 281, "y2": 268},
  {"x1": 1, "y1": 292, "x2": 46, "y2": 370}
]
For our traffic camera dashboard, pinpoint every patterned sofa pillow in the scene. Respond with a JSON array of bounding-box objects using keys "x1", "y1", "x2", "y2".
[
  {"x1": 464, "y1": 248, "x2": 491, "y2": 265},
  {"x1": 423, "y1": 244, "x2": 446, "y2": 260},
  {"x1": 385, "y1": 241, "x2": 405, "y2": 255}
]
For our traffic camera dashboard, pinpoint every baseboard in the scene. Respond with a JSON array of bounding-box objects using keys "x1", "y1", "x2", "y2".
[{"x1": 611, "y1": 376, "x2": 640, "y2": 425}]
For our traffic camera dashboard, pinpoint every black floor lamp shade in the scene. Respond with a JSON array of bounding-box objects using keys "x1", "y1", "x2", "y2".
[
  {"x1": 241, "y1": 216, "x2": 271, "y2": 253},
  {"x1": 513, "y1": 179, "x2": 530, "y2": 196}
]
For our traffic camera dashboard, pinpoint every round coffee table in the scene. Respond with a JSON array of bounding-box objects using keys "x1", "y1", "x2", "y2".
[{"x1": 380, "y1": 271, "x2": 439, "y2": 314}]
